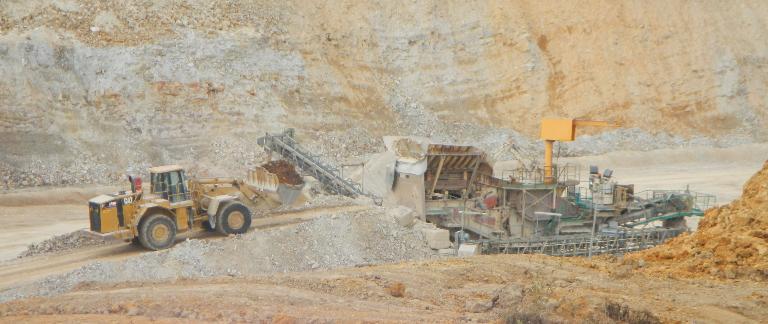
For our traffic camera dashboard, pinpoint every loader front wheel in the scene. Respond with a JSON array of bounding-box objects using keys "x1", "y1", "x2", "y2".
[
  {"x1": 217, "y1": 202, "x2": 252, "y2": 235},
  {"x1": 138, "y1": 214, "x2": 177, "y2": 250}
]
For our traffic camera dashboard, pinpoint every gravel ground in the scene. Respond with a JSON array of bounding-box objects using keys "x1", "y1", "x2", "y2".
[{"x1": 0, "y1": 205, "x2": 438, "y2": 302}]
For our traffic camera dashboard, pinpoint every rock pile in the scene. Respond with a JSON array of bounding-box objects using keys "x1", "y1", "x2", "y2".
[
  {"x1": 303, "y1": 127, "x2": 385, "y2": 165},
  {"x1": 627, "y1": 161, "x2": 768, "y2": 280},
  {"x1": 0, "y1": 205, "x2": 439, "y2": 302},
  {"x1": 18, "y1": 230, "x2": 113, "y2": 258}
]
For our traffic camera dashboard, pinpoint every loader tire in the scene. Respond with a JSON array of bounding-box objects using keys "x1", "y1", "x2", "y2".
[
  {"x1": 216, "y1": 202, "x2": 252, "y2": 235},
  {"x1": 138, "y1": 214, "x2": 177, "y2": 250}
]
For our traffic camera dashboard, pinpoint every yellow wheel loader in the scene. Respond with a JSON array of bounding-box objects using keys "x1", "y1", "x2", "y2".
[{"x1": 87, "y1": 165, "x2": 286, "y2": 250}]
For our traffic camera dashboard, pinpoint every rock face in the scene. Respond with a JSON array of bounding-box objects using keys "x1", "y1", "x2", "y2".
[{"x1": 2, "y1": 1, "x2": 768, "y2": 188}]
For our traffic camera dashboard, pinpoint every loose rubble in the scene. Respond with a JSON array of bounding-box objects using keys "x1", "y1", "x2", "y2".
[
  {"x1": 18, "y1": 230, "x2": 114, "y2": 259},
  {"x1": 0, "y1": 205, "x2": 439, "y2": 302},
  {"x1": 626, "y1": 160, "x2": 768, "y2": 280}
]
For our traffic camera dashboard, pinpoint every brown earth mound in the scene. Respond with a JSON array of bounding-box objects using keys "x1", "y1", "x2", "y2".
[
  {"x1": 627, "y1": 161, "x2": 768, "y2": 280},
  {"x1": 261, "y1": 160, "x2": 304, "y2": 186}
]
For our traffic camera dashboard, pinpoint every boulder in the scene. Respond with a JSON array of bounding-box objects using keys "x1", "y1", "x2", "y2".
[
  {"x1": 457, "y1": 244, "x2": 479, "y2": 257},
  {"x1": 421, "y1": 228, "x2": 451, "y2": 249},
  {"x1": 387, "y1": 205, "x2": 416, "y2": 227}
]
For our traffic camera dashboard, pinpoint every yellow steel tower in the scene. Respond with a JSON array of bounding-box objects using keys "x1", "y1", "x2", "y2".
[{"x1": 539, "y1": 119, "x2": 620, "y2": 183}]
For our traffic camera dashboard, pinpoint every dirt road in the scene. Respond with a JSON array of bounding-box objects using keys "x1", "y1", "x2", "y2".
[
  {"x1": 1, "y1": 255, "x2": 765, "y2": 323},
  {"x1": 0, "y1": 185, "x2": 118, "y2": 260},
  {"x1": 0, "y1": 205, "x2": 86, "y2": 261}
]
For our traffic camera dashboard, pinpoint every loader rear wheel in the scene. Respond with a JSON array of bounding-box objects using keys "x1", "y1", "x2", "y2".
[
  {"x1": 217, "y1": 202, "x2": 252, "y2": 235},
  {"x1": 138, "y1": 214, "x2": 177, "y2": 250}
]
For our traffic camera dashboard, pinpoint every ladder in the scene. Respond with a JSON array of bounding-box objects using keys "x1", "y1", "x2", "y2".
[{"x1": 257, "y1": 129, "x2": 382, "y2": 205}]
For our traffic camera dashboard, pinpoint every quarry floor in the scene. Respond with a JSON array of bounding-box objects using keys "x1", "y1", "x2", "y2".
[
  {"x1": 1, "y1": 255, "x2": 767, "y2": 323},
  {"x1": 0, "y1": 144, "x2": 766, "y2": 322}
]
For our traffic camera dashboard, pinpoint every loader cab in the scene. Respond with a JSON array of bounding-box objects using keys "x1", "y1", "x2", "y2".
[{"x1": 148, "y1": 165, "x2": 189, "y2": 203}]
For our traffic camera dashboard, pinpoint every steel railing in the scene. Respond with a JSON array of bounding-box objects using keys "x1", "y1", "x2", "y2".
[{"x1": 501, "y1": 163, "x2": 580, "y2": 185}]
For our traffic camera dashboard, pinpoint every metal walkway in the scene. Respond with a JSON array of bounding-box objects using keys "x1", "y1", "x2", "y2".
[
  {"x1": 475, "y1": 227, "x2": 685, "y2": 256},
  {"x1": 257, "y1": 129, "x2": 382, "y2": 204}
]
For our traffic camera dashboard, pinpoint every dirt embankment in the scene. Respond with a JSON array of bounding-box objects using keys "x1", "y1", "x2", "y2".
[
  {"x1": 626, "y1": 161, "x2": 768, "y2": 280},
  {"x1": 1, "y1": 255, "x2": 767, "y2": 323}
]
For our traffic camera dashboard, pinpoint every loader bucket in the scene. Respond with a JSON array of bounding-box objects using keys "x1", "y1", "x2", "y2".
[{"x1": 246, "y1": 167, "x2": 280, "y2": 192}]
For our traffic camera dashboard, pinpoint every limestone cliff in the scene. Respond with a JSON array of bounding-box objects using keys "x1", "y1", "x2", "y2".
[{"x1": 1, "y1": 0, "x2": 767, "y2": 187}]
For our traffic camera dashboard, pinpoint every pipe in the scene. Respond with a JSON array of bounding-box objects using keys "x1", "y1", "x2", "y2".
[{"x1": 544, "y1": 140, "x2": 554, "y2": 184}]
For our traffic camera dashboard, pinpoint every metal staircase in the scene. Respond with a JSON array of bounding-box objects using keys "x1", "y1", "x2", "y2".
[{"x1": 257, "y1": 129, "x2": 382, "y2": 204}]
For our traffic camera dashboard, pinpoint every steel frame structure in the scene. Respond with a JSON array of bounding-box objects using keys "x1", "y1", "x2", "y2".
[
  {"x1": 476, "y1": 227, "x2": 685, "y2": 256},
  {"x1": 257, "y1": 129, "x2": 382, "y2": 204}
]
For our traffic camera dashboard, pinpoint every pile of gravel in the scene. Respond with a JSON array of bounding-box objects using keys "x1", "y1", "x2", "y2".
[
  {"x1": 18, "y1": 230, "x2": 113, "y2": 258},
  {"x1": 0, "y1": 206, "x2": 437, "y2": 302},
  {"x1": 302, "y1": 127, "x2": 385, "y2": 166}
]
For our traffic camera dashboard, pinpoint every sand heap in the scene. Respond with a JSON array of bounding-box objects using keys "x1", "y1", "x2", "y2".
[{"x1": 627, "y1": 161, "x2": 768, "y2": 280}]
